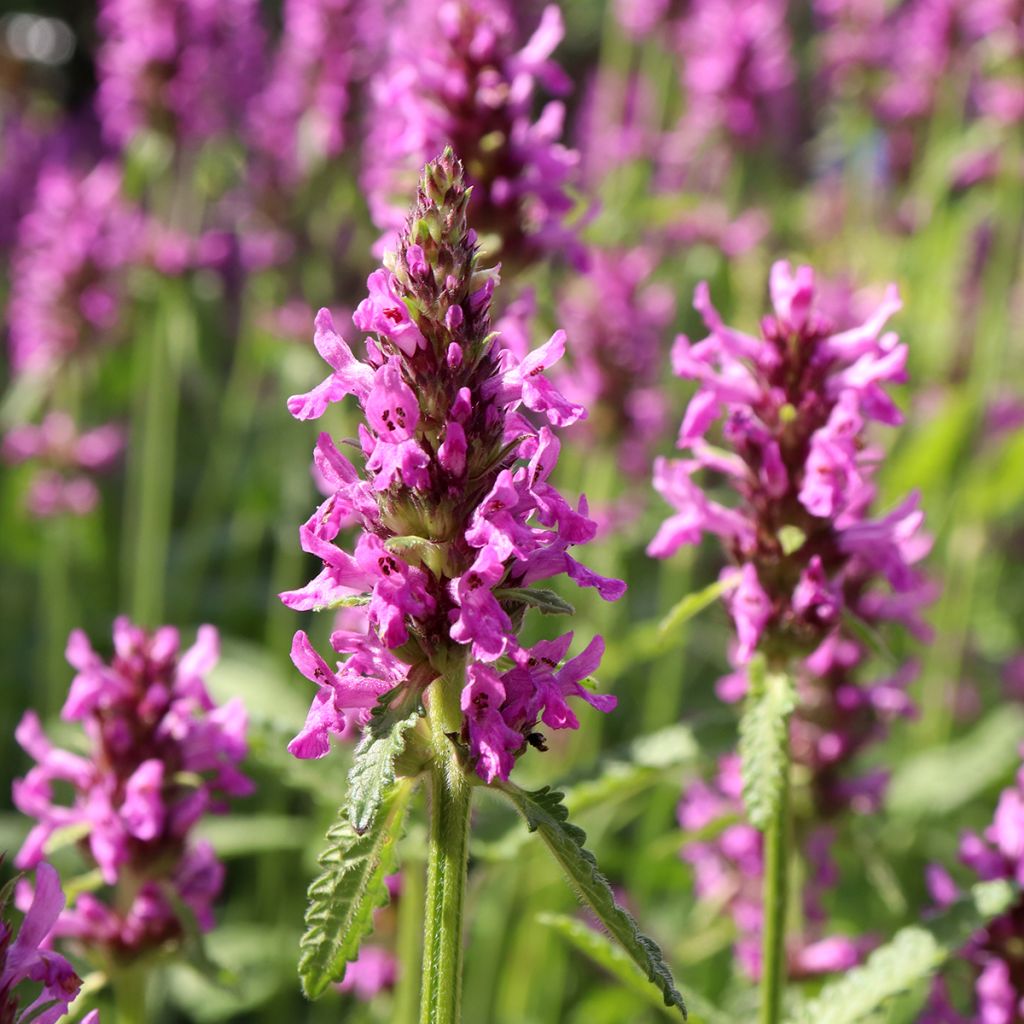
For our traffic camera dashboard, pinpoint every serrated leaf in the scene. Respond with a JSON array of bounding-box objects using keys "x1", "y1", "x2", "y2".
[
  {"x1": 299, "y1": 780, "x2": 414, "y2": 1000},
  {"x1": 786, "y1": 880, "x2": 1018, "y2": 1024},
  {"x1": 539, "y1": 913, "x2": 725, "y2": 1024},
  {"x1": 739, "y1": 657, "x2": 795, "y2": 831},
  {"x1": 348, "y1": 687, "x2": 425, "y2": 833},
  {"x1": 494, "y1": 587, "x2": 575, "y2": 615},
  {"x1": 494, "y1": 781, "x2": 687, "y2": 1019},
  {"x1": 658, "y1": 574, "x2": 739, "y2": 638}
]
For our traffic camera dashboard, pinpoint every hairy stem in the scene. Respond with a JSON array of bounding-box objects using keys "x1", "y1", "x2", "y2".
[
  {"x1": 759, "y1": 756, "x2": 790, "y2": 1024},
  {"x1": 420, "y1": 671, "x2": 472, "y2": 1024}
]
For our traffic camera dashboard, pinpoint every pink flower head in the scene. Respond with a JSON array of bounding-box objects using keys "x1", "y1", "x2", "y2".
[
  {"x1": 282, "y1": 152, "x2": 622, "y2": 783},
  {"x1": 12, "y1": 620, "x2": 249, "y2": 959}
]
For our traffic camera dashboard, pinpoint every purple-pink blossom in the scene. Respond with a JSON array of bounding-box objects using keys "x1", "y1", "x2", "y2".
[
  {"x1": 95, "y1": 0, "x2": 266, "y2": 146},
  {"x1": 652, "y1": 262, "x2": 931, "y2": 815},
  {"x1": 12, "y1": 619, "x2": 250, "y2": 959},
  {"x1": 6, "y1": 162, "x2": 140, "y2": 376},
  {"x1": 361, "y1": 0, "x2": 582, "y2": 268},
  {"x1": 0, "y1": 862, "x2": 86, "y2": 1024},
  {"x1": 283, "y1": 151, "x2": 622, "y2": 783}
]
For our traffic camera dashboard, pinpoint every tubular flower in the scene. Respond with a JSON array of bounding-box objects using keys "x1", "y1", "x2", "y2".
[
  {"x1": 283, "y1": 150, "x2": 623, "y2": 783},
  {"x1": 679, "y1": 756, "x2": 873, "y2": 981},
  {"x1": 555, "y1": 247, "x2": 675, "y2": 478},
  {"x1": 12, "y1": 620, "x2": 251, "y2": 959},
  {"x1": 651, "y1": 262, "x2": 931, "y2": 812},
  {"x1": 6, "y1": 162, "x2": 140, "y2": 377},
  {"x1": 95, "y1": 0, "x2": 265, "y2": 146},
  {"x1": 0, "y1": 862, "x2": 90, "y2": 1024},
  {"x1": 361, "y1": 1, "x2": 581, "y2": 269},
  {"x1": 247, "y1": 0, "x2": 357, "y2": 186},
  {"x1": 921, "y1": 748, "x2": 1024, "y2": 1023},
  {"x1": 3, "y1": 414, "x2": 124, "y2": 520}
]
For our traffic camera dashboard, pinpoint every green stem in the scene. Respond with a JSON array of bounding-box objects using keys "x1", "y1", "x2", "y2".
[
  {"x1": 110, "y1": 963, "x2": 147, "y2": 1024},
  {"x1": 759, "y1": 759, "x2": 790, "y2": 1024},
  {"x1": 420, "y1": 672, "x2": 472, "y2": 1024},
  {"x1": 123, "y1": 281, "x2": 188, "y2": 627},
  {"x1": 394, "y1": 854, "x2": 426, "y2": 1024}
]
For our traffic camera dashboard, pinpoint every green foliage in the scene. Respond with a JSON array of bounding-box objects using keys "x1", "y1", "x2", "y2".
[
  {"x1": 298, "y1": 779, "x2": 414, "y2": 1000},
  {"x1": 787, "y1": 881, "x2": 1018, "y2": 1024},
  {"x1": 539, "y1": 913, "x2": 728, "y2": 1024},
  {"x1": 494, "y1": 781, "x2": 688, "y2": 1019},
  {"x1": 658, "y1": 574, "x2": 738, "y2": 638},
  {"x1": 347, "y1": 686, "x2": 425, "y2": 833},
  {"x1": 495, "y1": 587, "x2": 576, "y2": 615},
  {"x1": 738, "y1": 658, "x2": 795, "y2": 831}
]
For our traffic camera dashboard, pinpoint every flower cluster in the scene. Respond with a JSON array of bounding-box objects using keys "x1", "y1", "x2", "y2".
[
  {"x1": 247, "y1": 0, "x2": 357, "y2": 186},
  {"x1": 283, "y1": 150, "x2": 623, "y2": 782},
  {"x1": 361, "y1": 1, "x2": 581, "y2": 269},
  {"x1": 679, "y1": 755, "x2": 872, "y2": 979},
  {"x1": 0, "y1": 861, "x2": 96, "y2": 1024},
  {"x1": 650, "y1": 262, "x2": 930, "y2": 811},
  {"x1": 921, "y1": 747, "x2": 1024, "y2": 1023},
  {"x1": 12, "y1": 619, "x2": 250, "y2": 959},
  {"x1": 2, "y1": 414, "x2": 124, "y2": 520},
  {"x1": 95, "y1": 0, "x2": 265, "y2": 146},
  {"x1": 6, "y1": 162, "x2": 140, "y2": 377},
  {"x1": 555, "y1": 247, "x2": 675, "y2": 478}
]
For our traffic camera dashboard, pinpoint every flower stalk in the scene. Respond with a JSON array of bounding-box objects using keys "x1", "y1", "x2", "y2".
[{"x1": 759, "y1": 730, "x2": 790, "y2": 1024}]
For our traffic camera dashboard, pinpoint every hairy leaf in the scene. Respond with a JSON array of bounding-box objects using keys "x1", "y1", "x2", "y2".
[
  {"x1": 539, "y1": 913, "x2": 726, "y2": 1024},
  {"x1": 494, "y1": 782, "x2": 687, "y2": 1019},
  {"x1": 348, "y1": 686, "x2": 424, "y2": 833},
  {"x1": 787, "y1": 880, "x2": 1017, "y2": 1024},
  {"x1": 739, "y1": 657, "x2": 795, "y2": 831},
  {"x1": 299, "y1": 780, "x2": 414, "y2": 999},
  {"x1": 495, "y1": 587, "x2": 575, "y2": 616},
  {"x1": 658, "y1": 573, "x2": 739, "y2": 638}
]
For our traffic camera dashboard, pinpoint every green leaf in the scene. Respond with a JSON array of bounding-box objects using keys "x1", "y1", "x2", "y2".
[
  {"x1": 324, "y1": 594, "x2": 371, "y2": 609},
  {"x1": 299, "y1": 780, "x2": 414, "y2": 1000},
  {"x1": 386, "y1": 535, "x2": 447, "y2": 576},
  {"x1": 494, "y1": 587, "x2": 575, "y2": 616},
  {"x1": 738, "y1": 657, "x2": 795, "y2": 831},
  {"x1": 539, "y1": 913, "x2": 725, "y2": 1024},
  {"x1": 777, "y1": 525, "x2": 806, "y2": 556},
  {"x1": 493, "y1": 781, "x2": 687, "y2": 1019},
  {"x1": 347, "y1": 686, "x2": 425, "y2": 833},
  {"x1": 786, "y1": 880, "x2": 1018, "y2": 1024},
  {"x1": 887, "y1": 706, "x2": 1024, "y2": 820},
  {"x1": 658, "y1": 574, "x2": 739, "y2": 638}
]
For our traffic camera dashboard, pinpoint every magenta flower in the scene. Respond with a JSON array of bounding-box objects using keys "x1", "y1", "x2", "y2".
[
  {"x1": 679, "y1": 757, "x2": 873, "y2": 981},
  {"x1": 6, "y1": 162, "x2": 140, "y2": 377},
  {"x1": 553, "y1": 247, "x2": 675, "y2": 480},
  {"x1": 283, "y1": 151, "x2": 623, "y2": 783},
  {"x1": 12, "y1": 620, "x2": 250, "y2": 959},
  {"x1": 652, "y1": 261, "x2": 931, "y2": 815},
  {"x1": 3, "y1": 413, "x2": 124, "y2": 520},
  {"x1": 361, "y1": 1, "x2": 581, "y2": 269},
  {"x1": 0, "y1": 862, "x2": 86, "y2": 1024},
  {"x1": 95, "y1": 0, "x2": 266, "y2": 146},
  {"x1": 921, "y1": 748, "x2": 1024, "y2": 1023}
]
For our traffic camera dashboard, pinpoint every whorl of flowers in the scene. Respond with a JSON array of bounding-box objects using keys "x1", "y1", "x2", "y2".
[
  {"x1": 2, "y1": 414, "x2": 124, "y2": 520},
  {"x1": 247, "y1": 0, "x2": 358, "y2": 186},
  {"x1": 6, "y1": 162, "x2": 140, "y2": 377},
  {"x1": 679, "y1": 755, "x2": 873, "y2": 980},
  {"x1": 283, "y1": 149, "x2": 624, "y2": 783},
  {"x1": 676, "y1": 0, "x2": 796, "y2": 146},
  {"x1": 0, "y1": 862, "x2": 95, "y2": 1024},
  {"x1": 921, "y1": 747, "x2": 1024, "y2": 1023},
  {"x1": 95, "y1": 0, "x2": 265, "y2": 146},
  {"x1": 361, "y1": 1, "x2": 581, "y2": 269},
  {"x1": 650, "y1": 262, "x2": 931, "y2": 811},
  {"x1": 12, "y1": 620, "x2": 251, "y2": 958},
  {"x1": 555, "y1": 247, "x2": 675, "y2": 477}
]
